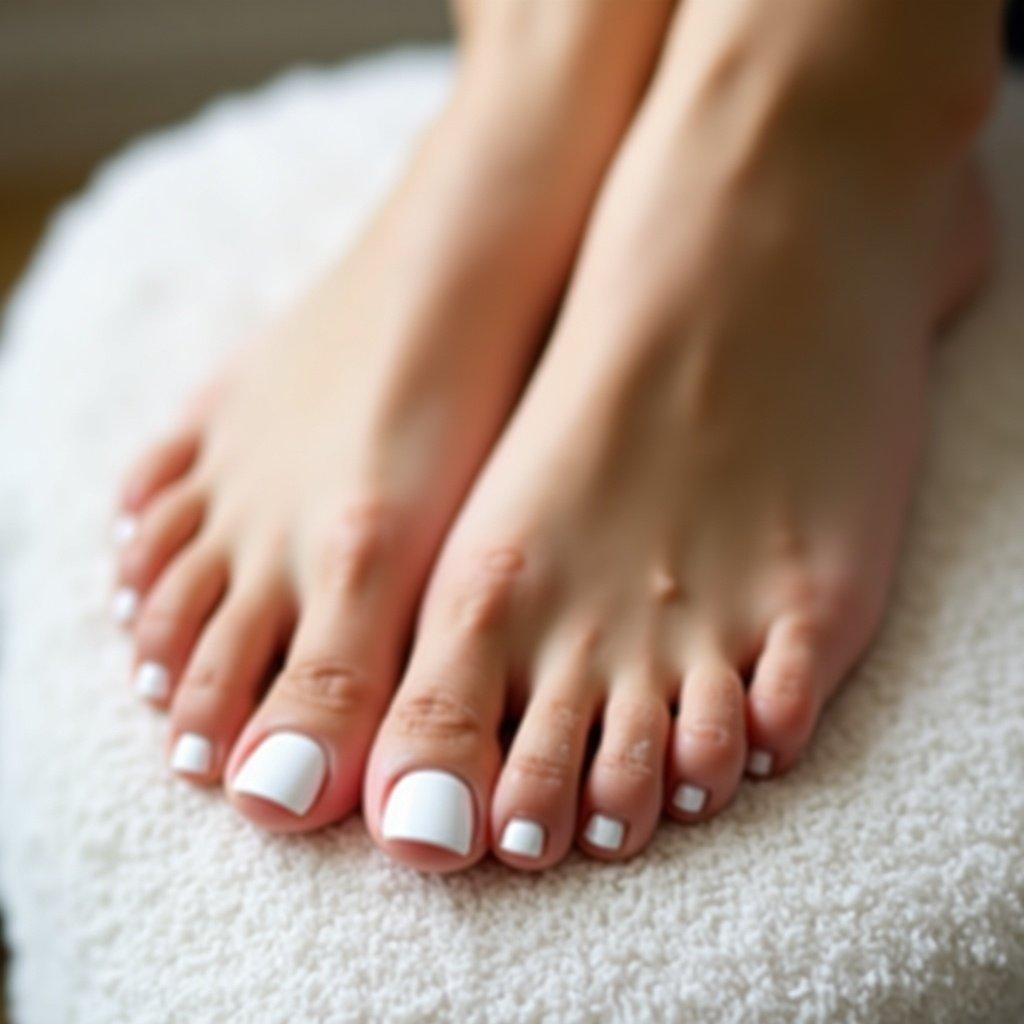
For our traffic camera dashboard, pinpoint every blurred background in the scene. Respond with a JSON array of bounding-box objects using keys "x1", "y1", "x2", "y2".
[{"x1": 0, "y1": 0, "x2": 453, "y2": 297}]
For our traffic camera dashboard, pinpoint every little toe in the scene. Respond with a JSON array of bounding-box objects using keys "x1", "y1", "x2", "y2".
[
  {"x1": 168, "y1": 577, "x2": 291, "y2": 784},
  {"x1": 745, "y1": 616, "x2": 829, "y2": 778},
  {"x1": 667, "y1": 661, "x2": 746, "y2": 822},
  {"x1": 131, "y1": 542, "x2": 229, "y2": 707},
  {"x1": 491, "y1": 667, "x2": 595, "y2": 870},
  {"x1": 578, "y1": 683, "x2": 669, "y2": 861}
]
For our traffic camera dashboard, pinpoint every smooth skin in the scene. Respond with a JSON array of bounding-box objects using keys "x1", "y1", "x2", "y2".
[{"x1": 117, "y1": 0, "x2": 1000, "y2": 870}]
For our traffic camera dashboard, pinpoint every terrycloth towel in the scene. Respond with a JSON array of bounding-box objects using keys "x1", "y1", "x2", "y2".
[{"x1": 0, "y1": 49, "x2": 1022, "y2": 1024}]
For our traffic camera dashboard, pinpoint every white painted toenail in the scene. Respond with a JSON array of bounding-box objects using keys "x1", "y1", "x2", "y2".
[
  {"x1": 673, "y1": 784, "x2": 708, "y2": 815},
  {"x1": 746, "y1": 748, "x2": 774, "y2": 777},
  {"x1": 583, "y1": 814, "x2": 625, "y2": 852},
  {"x1": 134, "y1": 661, "x2": 170, "y2": 701},
  {"x1": 111, "y1": 587, "x2": 139, "y2": 627},
  {"x1": 112, "y1": 514, "x2": 138, "y2": 548},
  {"x1": 232, "y1": 732, "x2": 326, "y2": 816},
  {"x1": 381, "y1": 769, "x2": 474, "y2": 856},
  {"x1": 170, "y1": 733, "x2": 212, "y2": 775},
  {"x1": 499, "y1": 818, "x2": 545, "y2": 859}
]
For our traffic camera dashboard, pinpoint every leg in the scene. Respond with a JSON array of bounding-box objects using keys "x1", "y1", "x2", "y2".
[
  {"x1": 364, "y1": 0, "x2": 1000, "y2": 869},
  {"x1": 113, "y1": 0, "x2": 674, "y2": 831}
]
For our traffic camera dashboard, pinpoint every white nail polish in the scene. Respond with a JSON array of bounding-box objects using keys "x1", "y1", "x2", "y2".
[
  {"x1": 746, "y1": 748, "x2": 774, "y2": 777},
  {"x1": 170, "y1": 732, "x2": 213, "y2": 775},
  {"x1": 111, "y1": 587, "x2": 140, "y2": 627},
  {"x1": 584, "y1": 814, "x2": 625, "y2": 852},
  {"x1": 112, "y1": 514, "x2": 138, "y2": 548},
  {"x1": 134, "y1": 661, "x2": 170, "y2": 701},
  {"x1": 381, "y1": 769, "x2": 474, "y2": 856},
  {"x1": 232, "y1": 732, "x2": 326, "y2": 816},
  {"x1": 499, "y1": 818, "x2": 545, "y2": 859},
  {"x1": 673, "y1": 784, "x2": 708, "y2": 815}
]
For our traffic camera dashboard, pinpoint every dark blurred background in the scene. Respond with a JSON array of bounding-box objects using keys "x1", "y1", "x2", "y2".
[{"x1": 0, "y1": 0, "x2": 453, "y2": 297}]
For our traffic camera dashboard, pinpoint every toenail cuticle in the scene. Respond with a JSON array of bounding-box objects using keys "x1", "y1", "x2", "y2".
[
  {"x1": 499, "y1": 818, "x2": 545, "y2": 859},
  {"x1": 232, "y1": 731, "x2": 327, "y2": 816},
  {"x1": 583, "y1": 814, "x2": 625, "y2": 852},
  {"x1": 673, "y1": 784, "x2": 708, "y2": 815},
  {"x1": 746, "y1": 748, "x2": 774, "y2": 777},
  {"x1": 134, "y1": 661, "x2": 170, "y2": 701},
  {"x1": 111, "y1": 587, "x2": 140, "y2": 627},
  {"x1": 112, "y1": 514, "x2": 139, "y2": 549},
  {"x1": 170, "y1": 732, "x2": 213, "y2": 775},
  {"x1": 381, "y1": 769, "x2": 474, "y2": 856}
]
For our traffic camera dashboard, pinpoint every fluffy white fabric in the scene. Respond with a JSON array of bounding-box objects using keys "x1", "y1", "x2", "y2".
[{"x1": 1, "y1": 49, "x2": 1022, "y2": 1024}]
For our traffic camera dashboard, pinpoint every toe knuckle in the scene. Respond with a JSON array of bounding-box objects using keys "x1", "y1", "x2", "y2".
[
  {"x1": 683, "y1": 719, "x2": 738, "y2": 750},
  {"x1": 391, "y1": 689, "x2": 483, "y2": 744},
  {"x1": 317, "y1": 497, "x2": 402, "y2": 595},
  {"x1": 135, "y1": 605, "x2": 189, "y2": 651},
  {"x1": 596, "y1": 745, "x2": 659, "y2": 783},
  {"x1": 506, "y1": 750, "x2": 573, "y2": 789},
  {"x1": 438, "y1": 542, "x2": 528, "y2": 634},
  {"x1": 278, "y1": 658, "x2": 379, "y2": 717},
  {"x1": 178, "y1": 659, "x2": 231, "y2": 695}
]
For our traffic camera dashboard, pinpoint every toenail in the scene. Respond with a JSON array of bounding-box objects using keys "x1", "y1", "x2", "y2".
[
  {"x1": 112, "y1": 514, "x2": 139, "y2": 549},
  {"x1": 583, "y1": 814, "x2": 625, "y2": 852},
  {"x1": 232, "y1": 731, "x2": 327, "y2": 816},
  {"x1": 499, "y1": 818, "x2": 545, "y2": 859},
  {"x1": 170, "y1": 732, "x2": 213, "y2": 775},
  {"x1": 672, "y1": 784, "x2": 708, "y2": 815},
  {"x1": 746, "y1": 748, "x2": 774, "y2": 777},
  {"x1": 381, "y1": 769, "x2": 474, "y2": 857},
  {"x1": 134, "y1": 661, "x2": 170, "y2": 701},
  {"x1": 111, "y1": 587, "x2": 140, "y2": 627}
]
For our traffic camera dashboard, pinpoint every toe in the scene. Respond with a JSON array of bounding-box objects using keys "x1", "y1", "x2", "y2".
[
  {"x1": 745, "y1": 616, "x2": 829, "y2": 777},
  {"x1": 490, "y1": 659, "x2": 595, "y2": 870},
  {"x1": 365, "y1": 637, "x2": 507, "y2": 872},
  {"x1": 227, "y1": 518, "x2": 406, "y2": 832},
  {"x1": 116, "y1": 483, "x2": 205, "y2": 599},
  {"x1": 579, "y1": 682, "x2": 669, "y2": 861},
  {"x1": 131, "y1": 542, "x2": 229, "y2": 707},
  {"x1": 167, "y1": 575, "x2": 291, "y2": 784},
  {"x1": 119, "y1": 429, "x2": 201, "y2": 516},
  {"x1": 667, "y1": 661, "x2": 746, "y2": 822}
]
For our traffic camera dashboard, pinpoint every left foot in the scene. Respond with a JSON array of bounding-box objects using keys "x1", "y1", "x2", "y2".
[{"x1": 362, "y1": 0, "x2": 998, "y2": 871}]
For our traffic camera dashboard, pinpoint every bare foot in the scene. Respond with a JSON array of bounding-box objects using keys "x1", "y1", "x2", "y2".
[
  {"x1": 113, "y1": 0, "x2": 673, "y2": 831},
  {"x1": 361, "y1": 0, "x2": 999, "y2": 870}
]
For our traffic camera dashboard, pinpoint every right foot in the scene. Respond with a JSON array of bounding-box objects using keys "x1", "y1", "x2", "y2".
[{"x1": 112, "y1": 0, "x2": 673, "y2": 831}]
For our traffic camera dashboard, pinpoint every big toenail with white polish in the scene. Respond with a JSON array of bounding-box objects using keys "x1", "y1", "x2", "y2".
[
  {"x1": 134, "y1": 661, "x2": 170, "y2": 701},
  {"x1": 583, "y1": 814, "x2": 625, "y2": 852},
  {"x1": 499, "y1": 818, "x2": 545, "y2": 859},
  {"x1": 112, "y1": 514, "x2": 138, "y2": 548},
  {"x1": 232, "y1": 731, "x2": 326, "y2": 816},
  {"x1": 673, "y1": 784, "x2": 708, "y2": 815},
  {"x1": 111, "y1": 587, "x2": 139, "y2": 627},
  {"x1": 381, "y1": 769, "x2": 474, "y2": 856},
  {"x1": 170, "y1": 732, "x2": 213, "y2": 775},
  {"x1": 746, "y1": 748, "x2": 774, "y2": 777}
]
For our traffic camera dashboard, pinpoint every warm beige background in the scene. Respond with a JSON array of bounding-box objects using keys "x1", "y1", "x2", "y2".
[{"x1": 0, "y1": 0, "x2": 452, "y2": 294}]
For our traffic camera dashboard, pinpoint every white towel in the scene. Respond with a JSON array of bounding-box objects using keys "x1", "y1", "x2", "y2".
[{"x1": 0, "y1": 49, "x2": 1021, "y2": 1024}]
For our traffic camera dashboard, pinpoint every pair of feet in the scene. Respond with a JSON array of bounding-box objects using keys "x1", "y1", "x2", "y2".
[{"x1": 111, "y1": 1, "x2": 995, "y2": 872}]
